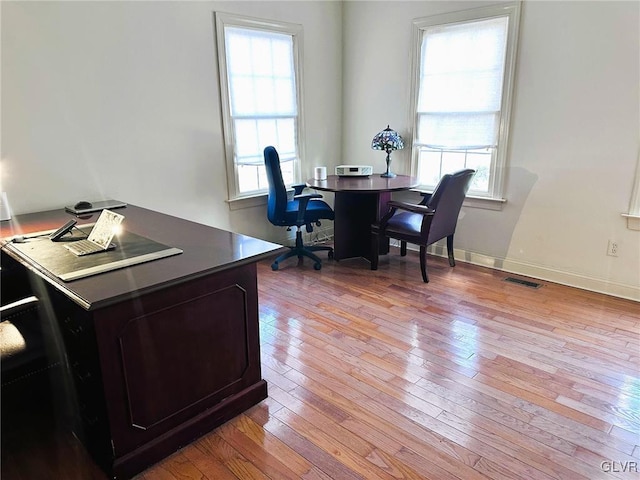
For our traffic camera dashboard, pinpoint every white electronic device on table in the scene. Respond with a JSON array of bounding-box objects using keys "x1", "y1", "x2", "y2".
[{"x1": 335, "y1": 165, "x2": 373, "y2": 177}]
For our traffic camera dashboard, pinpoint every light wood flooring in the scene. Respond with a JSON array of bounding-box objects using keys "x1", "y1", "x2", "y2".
[{"x1": 3, "y1": 249, "x2": 640, "y2": 479}]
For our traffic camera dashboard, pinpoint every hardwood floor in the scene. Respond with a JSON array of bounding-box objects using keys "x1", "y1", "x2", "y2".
[{"x1": 2, "y1": 249, "x2": 639, "y2": 479}]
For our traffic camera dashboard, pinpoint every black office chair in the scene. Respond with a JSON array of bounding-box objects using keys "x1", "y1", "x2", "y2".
[
  {"x1": 264, "y1": 146, "x2": 334, "y2": 271},
  {"x1": 0, "y1": 295, "x2": 48, "y2": 386},
  {"x1": 0, "y1": 282, "x2": 69, "y2": 465},
  {"x1": 371, "y1": 169, "x2": 475, "y2": 282}
]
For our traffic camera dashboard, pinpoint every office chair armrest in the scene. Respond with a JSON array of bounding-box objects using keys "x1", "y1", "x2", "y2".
[
  {"x1": 292, "y1": 184, "x2": 307, "y2": 196},
  {"x1": 387, "y1": 200, "x2": 435, "y2": 216},
  {"x1": 293, "y1": 193, "x2": 323, "y2": 224},
  {"x1": 293, "y1": 193, "x2": 323, "y2": 201},
  {"x1": 293, "y1": 193, "x2": 322, "y2": 224}
]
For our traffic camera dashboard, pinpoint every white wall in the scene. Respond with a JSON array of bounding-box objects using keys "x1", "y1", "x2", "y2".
[
  {"x1": 3, "y1": 1, "x2": 639, "y2": 300},
  {"x1": 1, "y1": 0, "x2": 343, "y2": 242},
  {"x1": 342, "y1": 0, "x2": 639, "y2": 300}
]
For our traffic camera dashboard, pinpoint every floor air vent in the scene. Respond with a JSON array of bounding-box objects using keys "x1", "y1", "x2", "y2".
[{"x1": 503, "y1": 277, "x2": 542, "y2": 289}]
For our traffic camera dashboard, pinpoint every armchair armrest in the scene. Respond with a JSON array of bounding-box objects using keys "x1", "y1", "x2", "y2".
[
  {"x1": 0, "y1": 296, "x2": 39, "y2": 317},
  {"x1": 375, "y1": 200, "x2": 435, "y2": 232},
  {"x1": 387, "y1": 200, "x2": 435, "y2": 216},
  {"x1": 419, "y1": 192, "x2": 433, "y2": 206}
]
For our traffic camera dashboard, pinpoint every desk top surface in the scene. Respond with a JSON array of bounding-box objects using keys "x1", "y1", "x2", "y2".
[
  {"x1": 307, "y1": 174, "x2": 419, "y2": 193},
  {"x1": 1, "y1": 205, "x2": 283, "y2": 310}
]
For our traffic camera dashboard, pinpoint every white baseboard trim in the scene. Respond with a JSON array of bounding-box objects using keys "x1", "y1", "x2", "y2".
[
  {"x1": 423, "y1": 244, "x2": 640, "y2": 302},
  {"x1": 274, "y1": 231, "x2": 639, "y2": 301}
]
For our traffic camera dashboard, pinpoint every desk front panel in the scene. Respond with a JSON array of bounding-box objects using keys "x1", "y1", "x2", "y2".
[
  {"x1": 95, "y1": 263, "x2": 263, "y2": 457},
  {"x1": 46, "y1": 261, "x2": 265, "y2": 478}
]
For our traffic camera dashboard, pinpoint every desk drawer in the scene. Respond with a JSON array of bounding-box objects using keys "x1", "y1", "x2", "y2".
[{"x1": 48, "y1": 289, "x2": 114, "y2": 472}]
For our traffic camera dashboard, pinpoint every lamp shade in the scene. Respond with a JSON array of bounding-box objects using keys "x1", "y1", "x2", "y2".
[{"x1": 371, "y1": 125, "x2": 404, "y2": 153}]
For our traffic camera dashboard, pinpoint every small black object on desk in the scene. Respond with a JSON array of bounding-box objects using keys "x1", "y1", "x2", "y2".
[
  {"x1": 74, "y1": 201, "x2": 92, "y2": 210},
  {"x1": 65, "y1": 199, "x2": 127, "y2": 215},
  {"x1": 49, "y1": 219, "x2": 78, "y2": 241}
]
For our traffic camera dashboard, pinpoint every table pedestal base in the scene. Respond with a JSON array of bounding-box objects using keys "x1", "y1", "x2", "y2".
[{"x1": 334, "y1": 191, "x2": 391, "y2": 261}]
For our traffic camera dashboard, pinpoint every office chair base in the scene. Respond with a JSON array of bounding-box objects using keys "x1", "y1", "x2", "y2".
[
  {"x1": 271, "y1": 246, "x2": 333, "y2": 271},
  {"x1": 271, "y1": 231, "x2": 333, "y2": 271}
]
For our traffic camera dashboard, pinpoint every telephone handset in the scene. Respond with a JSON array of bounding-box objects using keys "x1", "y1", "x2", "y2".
[{"x1": 49, "y1": 219, "x2": 77, "y2": 241}]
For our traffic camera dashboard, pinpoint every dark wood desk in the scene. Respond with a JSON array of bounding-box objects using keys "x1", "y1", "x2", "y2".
[
  {"x1": 1, "y1": 205, "x2": 282, "y2": 479},
  {"x1": 307, "y1": 175, "x2": 419, "y2": 261}
]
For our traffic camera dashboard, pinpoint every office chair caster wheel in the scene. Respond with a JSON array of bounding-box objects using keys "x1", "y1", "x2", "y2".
[
  {"x1": 328, "y1": 250, "x2": 334, "y2": 259},
  {"x1": 271, "y1": 262, "x2": 279, "y2": 271},
  {"x1": 313, "y1": 262, "x2": 321, "y2": 271}
]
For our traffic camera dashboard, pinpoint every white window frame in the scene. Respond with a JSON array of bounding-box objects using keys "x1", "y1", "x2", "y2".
[
  {"x1": 408, "y1": 2, "x2": 521, "y2": 208},
  {"x1": 622, "y1": 149, "x2": 640, "y2": 230},
  {"x1": 215, "y1": 12, "x2": 305, "y2": 204}
]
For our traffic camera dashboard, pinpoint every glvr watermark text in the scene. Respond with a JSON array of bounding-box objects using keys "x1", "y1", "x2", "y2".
[{"x1": 601, "y1": 461, "x2": 638, "y2": 473}]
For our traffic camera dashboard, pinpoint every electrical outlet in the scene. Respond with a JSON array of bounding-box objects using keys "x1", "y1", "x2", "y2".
[{"x1": 607, "y1": 240, "x2": 619, "y2": 257}]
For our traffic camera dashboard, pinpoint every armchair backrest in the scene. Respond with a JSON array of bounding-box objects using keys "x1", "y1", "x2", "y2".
[
  {"x1": 425, "y1": 169, "x2": 475, "y2": 244},
  {"x1": 263, "y1": 146, "x2": 289, "y2": 226}
]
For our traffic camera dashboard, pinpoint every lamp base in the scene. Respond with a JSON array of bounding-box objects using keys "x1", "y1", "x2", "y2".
[{"x1": 381, "y1": 152, "x2": 396, "y2": 178}]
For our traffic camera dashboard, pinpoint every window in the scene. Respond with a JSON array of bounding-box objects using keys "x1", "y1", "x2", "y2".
[
  {"x1": 409, "y1": 3, "x2": 521, "y2": 202},
  {"x1": 215, "y1": 13, "x2": 303, "y2": 201}
]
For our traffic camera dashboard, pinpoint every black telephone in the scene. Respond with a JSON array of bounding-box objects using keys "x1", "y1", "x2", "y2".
[{"x1": 49, "y1": 219, "x2": 77, "y2": 241}]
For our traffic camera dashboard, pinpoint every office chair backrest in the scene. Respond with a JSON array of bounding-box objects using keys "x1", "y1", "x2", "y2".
[
  {"x1": 264, "y1": 146, "x2": 288, "y2": 226},
  {"x1": 425, "y1": 169, "x2": 475, "y2": 244}
]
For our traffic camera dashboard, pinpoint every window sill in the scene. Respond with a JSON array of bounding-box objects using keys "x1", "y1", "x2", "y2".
[
  {"x1": 622, "y1": 213, "x2": 640, "y2": 231},
  {"x1": 226, "y1": 194, "x2": 268, "y2": 211},
  {"x1": 464, "y1": 195, "x2": 507, "y2": 211}
]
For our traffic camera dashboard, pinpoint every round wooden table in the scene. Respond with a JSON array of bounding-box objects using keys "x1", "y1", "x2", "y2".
[{"x1": 307, "y1": 174, "x2": 419, "y2": 261}]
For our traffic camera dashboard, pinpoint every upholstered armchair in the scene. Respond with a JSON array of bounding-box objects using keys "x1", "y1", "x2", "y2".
[{"x1": 371, "y1": 169, "x2": 475, "y2": 282}]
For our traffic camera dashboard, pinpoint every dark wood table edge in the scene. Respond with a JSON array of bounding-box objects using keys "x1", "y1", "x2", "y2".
[{"x1": 306, "y1": 174, "x2": 420, "y2": 193}]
